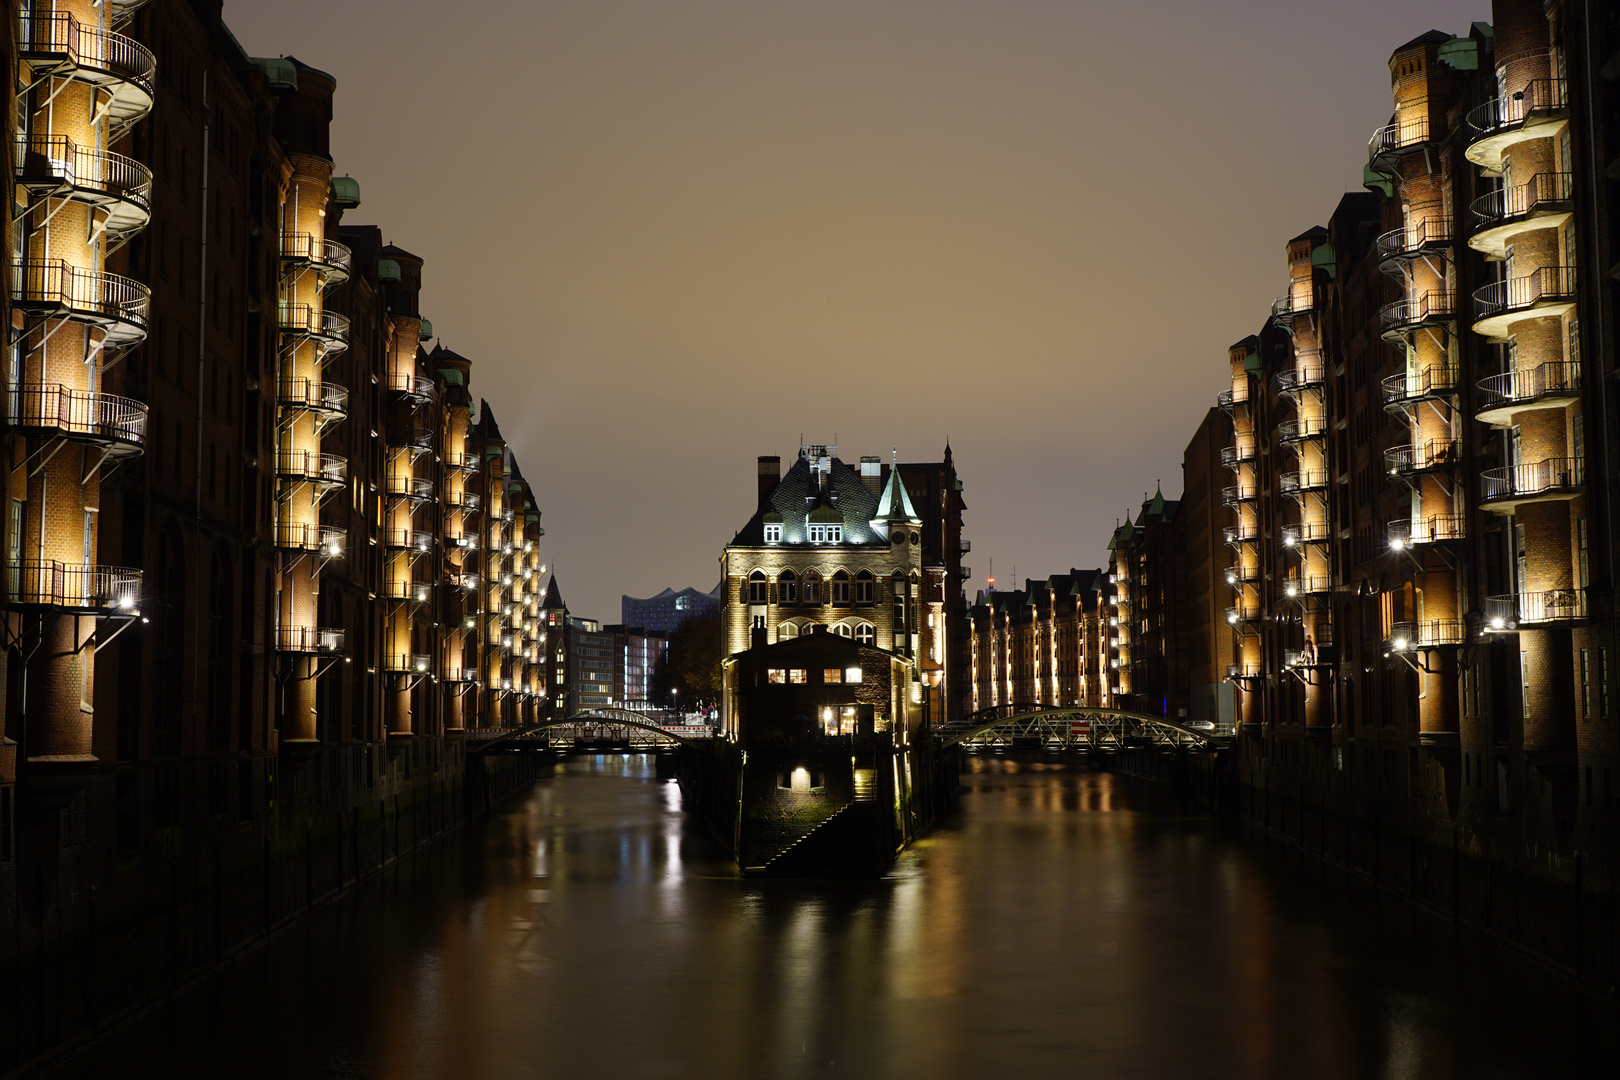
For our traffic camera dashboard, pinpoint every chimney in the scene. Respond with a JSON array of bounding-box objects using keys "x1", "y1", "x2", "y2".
[
  {"x1": 860, "y1": 456, "x2": 882, "y2": 496},
  {"x1": 757, "y1": 456, "x2": 780, "y2": 505}
]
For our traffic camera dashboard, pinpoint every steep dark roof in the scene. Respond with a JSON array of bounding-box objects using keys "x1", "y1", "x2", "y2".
[
  {"x1": 539, "y1": 575, "x2": 566, "y2": 611},
  {"x1": 729, "y1": 454, "x2": 885, "y2": 547},
  {"x1": 1288, "y1": 225, "x2": 1329, "y2": 244},
  {"x1": 1392, "y1": 29, "x2": 1453, "y2": 54}
]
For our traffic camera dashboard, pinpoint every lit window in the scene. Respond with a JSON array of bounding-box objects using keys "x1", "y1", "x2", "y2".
[
  {"x1": 789, "y1": 669, "x2": 807, "y2": 684},
  {"x1": 777, "y1": 623, "x2": 799, "y2": 641},
  {"x1": 768, "y1": 668, "x2": 787, "y2": 684},
  {"x1": 845, "y1": 667, "x2": 863, "y2": 684},
  {"x1": 808, "y1": 524, "x2": 843, "y2": 543},
  {"x1": 855, "y1": 623, "x2": 875, "y2": 646},
  {"x1": 823, "y1": 668, "x2": 843, "y2": 683},
  {"x1": 833, "y1": 623, "x2": 852, "y2": 638},
  {"x1": 764, "y1": 523, "x2": 783, "y2": 543}
]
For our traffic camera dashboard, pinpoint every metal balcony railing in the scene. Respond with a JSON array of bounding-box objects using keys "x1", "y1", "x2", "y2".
[
  {"x1": 387, "y1": 371, "x2": 435, "y2": 399},
  {"x1": 384, "y1": 578, "x2": 434, "y2": 604},
  {"x1": 279, "y1": 303, "x2": 349, "y2": 345},
  {"x1": 1385, "y1": 440, "x2": 1458, "y2": 476},
  {"x1": 1379, "y1": 291, "x2": 1455, "y2": 334},
  {"x1": 384, "y1": 652, "x2": 433, "y2": 674},
  {"x1": 1225, "y1": 603, "x2": 1261, "y2": 625},
  {"x1": 1382, "y1": 366, "x2": 1460, "y2": 406},
  {"x1": 1387, "y1": 619, "x2": 1468, "y2": 649},
  {"x1": 1474, "y1": 266, "x2": 1576, "y2": 321},
  {"x1": 1276, "y1": 353, "x2": 1325, "y2": 394},
  {"x1": 1282, "y1": 575, "x2": 1332, "y2": 598},
  {"x1": 18, "y1": 12, "x2": 156, "y2": 122},
  {"x1": 1375, "y1": 216, "x2": 1453, "y2": 262},
  {"x1": 1477, "y1": 361, "x2": 1580, "y2": 413},
  {"x1": 1485, "y1": 589, "x2": 1585, "y2": 629},
  {"x1": 1223, "y1": 523, "x2": 1259, "y2": 545},
  {"x1": 14, "y1": 135, "x2": 152, "y2": 225},
  {"x1": 1471, "y1": 171, "x2": 1573, "y2": 226},
  {"x1": 276, "y1": 449, "x2": 346, "y2": 484},
  {"x1": 381, "y1": 529, "x2": 433, "y2": 552},
  {"x1": 1281, "y1": 522, "x2": 1330, "y2": 547},
  {"x1": 1217, "y1": 386, "x2": 1250, "y2": 411},
  {"x1": 275, "y1": 523, "x2": 345, "y2": 555},
  {"x1": 1277, "y1": 417, "x2": 1326, "y2": 444},
  {"x1": 384, "y1": 474, "x2": 434, "y2": 501},
  {"x1": 442, "y1": 449, "x2": 478, "y2": 470},
  {"x1": 1388, "y1": 515, "x2": 1466, "y2": 548},
  {"x1": 4, "y1": 561, "x2": 141, "y2": 612},
  {"x1": 1221, "y1": 484, "x2": 1258, "y2": 506},
  {"x1": 276, "y1": 625, "x2": 344, "y2": 654},
  {"x1": 1225, "y1": 563, "x2": 1260, "y2": 584},
  {"x1": 13, "y1": 260, "x2": 150, "y2": 342},
  {"x1": 1368, "y1": 116, "x2": 1431, "y2": 162},
  {"x1": 1226, "y1": 663, "x2": 1265, "y2": 681},
  {"x1": 1220, "y1": 441, "x2": 1257, "y2": 468},
  {"x1": 1280, "y1": 470, "x2": 1328, "y2": 495},
  {"x1": 1466, "y1": 79, "x2": 1568, "y2": 139},
  {"x1": 1481, "y1": 457, "x2": 1583, "y2": 503},
  {"x1": 444, "y1": 488, "x2": 480, "y2": 510},
  {"x1": 276, "y1": 377, "x2": 348, "y2": 415},
  {"x1": 280, "y1": 232, "x2": 352, "y2": 282},
  {"x1": 1272, "y1": 288, "x2": 1313, "y2": 323},
  {"x1": 6, "y1": 383, "x2": 147, "y2": 450}
]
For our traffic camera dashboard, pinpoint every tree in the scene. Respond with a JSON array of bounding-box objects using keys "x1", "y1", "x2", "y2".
[{"x1": 656, "y1": 607, "x2": 723, "y2": 709}]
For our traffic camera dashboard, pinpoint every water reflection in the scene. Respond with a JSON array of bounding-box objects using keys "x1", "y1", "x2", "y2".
[{"x1": 50, "y1": 757, "x2": 1619, "y2": 1080}]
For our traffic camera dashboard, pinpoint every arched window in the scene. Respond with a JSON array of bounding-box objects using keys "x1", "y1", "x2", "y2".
[
  {"x1": 777, "y1": 569, "x2": 798, "y2": 605},
  {"x1": 855, "y1": 622, "x2": 876, "y2": 646},
  {"x1": 833, "y1": 623, "x2": 852, "y2": 638},
  {"x1": 855, "y1": 570, "x2": 874, "y2": 604},
  {"x1": 748, "y1": 571, "x2": 768, "y2": 604},
  {"x1": 778, "y1": 622, "x2": 800, "y2": 641},
  {"x1": 831, "y1": 570, "x2": 850, "y2": 605},
  {"x1": 803, "y1": 571, "x2": 822, "y2": 606}
]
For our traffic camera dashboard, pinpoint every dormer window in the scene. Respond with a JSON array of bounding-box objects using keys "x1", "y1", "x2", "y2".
[
  {"x1": 764, "y1": 524, "x2": 783, "y2": 543},
  {"x1": 808, "y1": 524, "x2": 842, "y2": 544}
]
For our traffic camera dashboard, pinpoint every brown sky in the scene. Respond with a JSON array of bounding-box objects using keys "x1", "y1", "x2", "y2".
[{"x1": 226, "y1": 0, "x2": 1486, "y2": 623}]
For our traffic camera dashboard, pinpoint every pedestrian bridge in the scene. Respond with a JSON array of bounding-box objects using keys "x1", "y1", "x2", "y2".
[
  {"x1": 465, "y1": 707, "x2": 715, "y2": 751},
  {"x1": 933, "y1": 705, "x2": 1229, "y2": 752}
]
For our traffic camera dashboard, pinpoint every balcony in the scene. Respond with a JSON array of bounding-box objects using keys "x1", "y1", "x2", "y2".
[
  {"x1": 1469, "y1": 172, "x2": 1573, "y2": 258},
  {"x1": 445, "y1": 488, "x2": 481, "y2": 511},
  {"x1": 382, "y1": 528, "x2": 433, "y2": 552},
  {"x1": 279, "y1": 303, "x2": 349, "y2": 353},
  {"x1": 1220, "y1": 440, "x2": 1256, "y2": 469},
  {"x1": 1221, "y1": 483, "x2": 1258, "y2": 508},
  {"x1": 395, "y1": 428, "x2": 434, "y2": 453},
  {"x1": 1225, "y1": 602, "x2": 1261, "y2": 627},
  {"x1": 1225, "y1": 563, "x2": 1260, "y2": 585},
  {"x1": 1473, "y1": 267, "x2": 1577, "y2": 340},
  {"x1": 1271, "y1": 288, "x2": 1314, "y2": 328},
  {"x1": 1280, "y1": 469, "x2": 1327, "y2": 496},
  {"x1": 276, "y1": 625, "x2": 344, "y2": 654},
  {"x1": 384, "y1": 652, "x2": 433, "y2": 675},
  {"x1": 1226, "y1": 663, "x2": 1265, "y2": 683},
  {"x1": 1465, "y1": 79, "x2": 1569, "y2": 174},
  {"x1": 1275, "y1": 353, "x2": 1325, "y2": 395},
  {"x1": 13, "y1": 260, "x2": 150, "y2": 345},
  {"x1": 1381, "y1": 366, "x2": 1460, "y2": 409},
  {"x1": 384, "y1": 474, "x2": 434, "y2": 502},
  {"x1": 1480, "y1": 457, "x2": 1583, "y2": 512},
  {"x1": 1217, "y1": 386, "x2": 1250, "y2": 412},
  {"x1": 280, "y1": 232, "x2": 352, "y2": 287},
  {"x1": 275, "y1": 523, "x2": 346, "y2": 556},
  {"x1": 276, "y1": 377, "x2": 348, "y2": 417},
  {"x1": 1387, "y1": 619, "x2": 1468, "y2": 650},
  {"x1": 447, "y1": 571, "x2": 479, "y2": 592},
  {"x1": 18, "y1": 12, "x2": 155, "y2": 130},
  {"x1": 1375, "y1": 216, "x2": 1454, "y2": 273},
  {"x1": 1485, "y1": 589, "x2": 1585, "y2": 630},
  {"x1": 1379, "y1": 291, "x2": 1455, "y2": 341},
  {"x1": 387, "y1": 371, "x2": 435, "y2": 400},
  {"x1": 1277, "y1": 417, "x2": 1326, "y2": 445},
  {"x1": 1387, "y1": 515, "x2": 1466, "y2": 549},
  {"x1": 1368, "y1": 115, "x2": 1432, "y2": 169},
  {"x1": 1281, "y1": 522, "x2": 1330, "y2": 548},
  {"x1": 6, "y1": 383, "x2": 147, "y2": 455},
  {"x1": 277, "y1": 449, "x2": 346, "y2": 486},
  {"x1": 14, "y1": 136, "x2": 152, "y2": 239},
  {"x1": 384, "y1": 578, "x2": 434, "y2": 605},
  {"x1": 1385, "y1": 440, "x2": 1458, "y2": 480},
  {"x1": 4, "y1": 561, "x2": 140, "y2": 614},
  {"x1": 443, "y1": 449, "x2": 479, "y2": 471},
  {"x1": 1223, "y1": 523, "x2": 1259, "y2": 546},
  {"x1": 1281, "y1": 575, "x2": 1332, "y2": 599},
  {"x1": 1476, "y1": 361, "x2": 1581, "y2": 426}
]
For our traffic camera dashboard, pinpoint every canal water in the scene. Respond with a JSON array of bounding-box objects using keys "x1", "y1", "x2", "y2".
[{"x1": 49, "y1": 756, "x2": 1620, "y2": 1079}]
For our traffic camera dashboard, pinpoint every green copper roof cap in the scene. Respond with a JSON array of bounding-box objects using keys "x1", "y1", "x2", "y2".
[
  {"x1": 418, "y1": 318, "x2": 433, "y2": 340},
  {"x1": 377, "y1": 258, "x2": 401, "y2": 283},
  {"x1": 331, "y1": 175, "x2": 361, "y2": 209},
  {"x1": 873, "y1": 465, "x2": 920, "y2": 524}
]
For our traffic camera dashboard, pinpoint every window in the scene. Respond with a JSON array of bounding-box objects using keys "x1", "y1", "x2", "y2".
[
  {"x1": 1580, "y1": 650, "x2": 1591, "y2": 717},
  {"x1": 788, "y1": 669, "x2": 807, "y2": 684},
  {"x1": 1521, "y1": 650, "x2": 1531, "y2": 718},
  {"x1": 803, "y1": 572, "x2": 822, "y2": 605},
  {"x1": 845, "y1": 667, "x2": 863, "y2": 684},
  {"x1": 747, "y1": 571, "x2": 768, "y2": 605},
  {"x1": 823, "y1": 668, "x2": 842, "y2": 683},
  {"x1": 833, "y1": 623, "x2": 852, "y2": 638},
  {"x1": 777, "y1": 622, "x2": 799, "y2": 641},
  {"x1": 855, "y1": 623, "x2": 876, "y2": 646},
  {"x1": 764, "y1": 523, "x2": 782, "y2": 543},
  {"x1": 831, "y1": 570, "x2": 850, "y2": 604},
  {"x1": 778, "y1": 570, "x2": 797, "y2": 604},
  {"x1": 855, "y1": 570, "x2": 874, "y2": 604},
  {"x1": 808, "y1": 524, "x2": 842, "y2": 544},
  {"x1": 768, "y1": 668, "x2": 786, "y2": 684}
]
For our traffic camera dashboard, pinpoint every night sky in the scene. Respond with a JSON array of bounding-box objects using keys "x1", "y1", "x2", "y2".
[{"x1": 225, "y1": 0, "x2": 1485, "y2": 624}]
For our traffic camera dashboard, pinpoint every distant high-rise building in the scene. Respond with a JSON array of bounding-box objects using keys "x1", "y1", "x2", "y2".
[{"x1": 621, "y1": 585, "x2": 723, "y2": 635}]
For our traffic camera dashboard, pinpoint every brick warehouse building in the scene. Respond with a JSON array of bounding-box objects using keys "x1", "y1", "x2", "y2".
[
  {"x1": 1103, "y1": 0, "x2": 1619, "y2": 987},
  {"x1": 0, "y1": 1, "x2": 550, "y2": 1065}
]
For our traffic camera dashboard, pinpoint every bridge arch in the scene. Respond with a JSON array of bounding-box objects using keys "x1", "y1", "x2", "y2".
[{"x1": 936, "y1": 704, "x2": 1228, "y2": 751}]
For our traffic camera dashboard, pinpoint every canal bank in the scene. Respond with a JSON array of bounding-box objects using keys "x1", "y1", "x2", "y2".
[
  {"x1": 0, "y1": 744, "x2": 548, "y2": 1080},
  {"x1": 30, "y1": 754, "x2": 1620, "y2": 1080}
]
